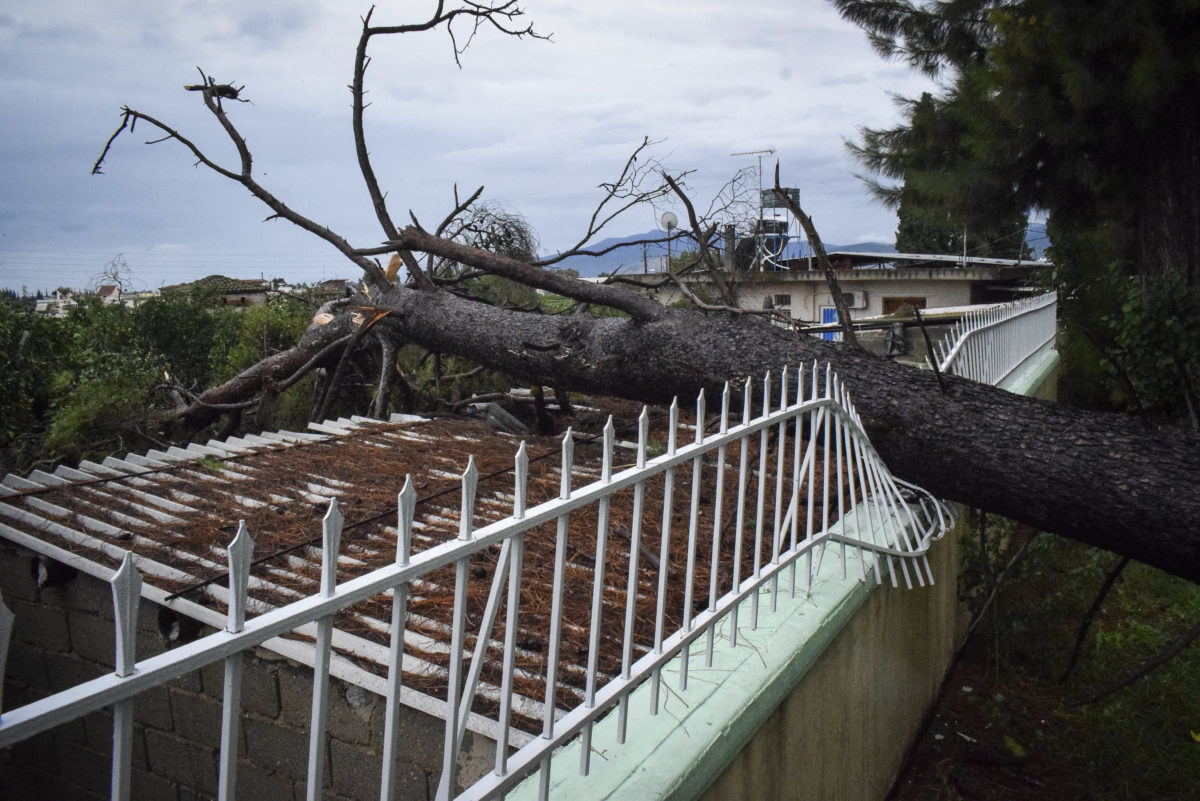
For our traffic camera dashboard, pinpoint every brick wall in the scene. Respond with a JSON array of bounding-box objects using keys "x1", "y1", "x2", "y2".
[{"x1": 0, "y1": 542, "x2": 490, "y2": 801}]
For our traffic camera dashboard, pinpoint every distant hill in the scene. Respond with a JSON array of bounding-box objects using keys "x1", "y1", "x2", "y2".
[
  {"x1": 543, "y1": 230, "x2": 894, "y2": 278},
  {"x1": 543, "y1": 223, "x2": 1049, "y2": 277}
]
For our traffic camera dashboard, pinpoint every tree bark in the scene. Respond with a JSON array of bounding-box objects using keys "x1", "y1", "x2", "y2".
[
  {"x1": 92, "y1": 11, "x2": 1200, "y2": 586},
  {"x1": 360, "y1": 279, "x2": 1200, "y2": 583},
  {"x1": 1136, "y1": 99, "x2": 1200, "y2": 291},
  {"x1": 176, "y1": 302, "x2": 358, "y2": 427}
]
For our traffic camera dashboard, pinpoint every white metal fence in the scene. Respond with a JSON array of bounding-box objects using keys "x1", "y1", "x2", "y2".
[
  {"x1": 931, "y1": 292, "x2": 1058, "y2": 385},
  {"x1": 0, "y1": 365, "x2": 953, "y2": 800}
]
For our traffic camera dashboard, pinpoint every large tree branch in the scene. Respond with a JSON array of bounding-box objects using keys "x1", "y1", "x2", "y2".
[
  {"x1": 359, "y1": 280, "x2": 1200, "y2": 583},
  {"x1": 534, "y1": 138, "x2": 683, "y2": 268},
  {"x1": 391, "y1": 225, "x2": 668, "y2": 321},
  {"x1": 173, "y1": 304, "x2": 360, "y2": 426},
  {"x1": 772, "y1": 163, "x2": 861, "y2": 349},
  {"x1": 94, "y1": 83, "x2": 388, "y2": 287}
]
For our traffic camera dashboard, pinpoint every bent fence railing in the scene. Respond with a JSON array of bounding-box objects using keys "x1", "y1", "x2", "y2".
[
  {"x1": 930, "y1": 291, "x2": 1057, "y2": 385},
  {"x1": 0, "y1": 364, "x2": 953, "y2": 801}
]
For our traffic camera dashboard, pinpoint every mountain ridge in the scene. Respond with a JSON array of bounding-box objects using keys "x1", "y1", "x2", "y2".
[{"x1": 543, "y1": 224, "x2": 1048, "y2": 277}]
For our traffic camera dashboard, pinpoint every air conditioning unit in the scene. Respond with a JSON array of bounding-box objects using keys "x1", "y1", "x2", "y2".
[{"x1": 841, "y1": 291, "x2": 869, "y2": 309}]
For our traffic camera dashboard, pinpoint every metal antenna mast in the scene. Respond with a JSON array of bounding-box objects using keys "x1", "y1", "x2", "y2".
[{"x1": 731, "y1": 149, "x2": 777, "y2": 270}]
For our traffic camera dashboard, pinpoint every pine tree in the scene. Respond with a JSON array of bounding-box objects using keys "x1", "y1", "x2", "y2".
[{"x1": 834, "y1": 0, "x2": 1200, "y2": 420}]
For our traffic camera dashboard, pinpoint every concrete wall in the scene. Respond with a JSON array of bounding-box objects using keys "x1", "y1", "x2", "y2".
[
  {"x1": 650, "y1": 268, "x2": 1019, "y2": 323},
  {"x1": 0, "y1": 542, "x2": 493, "y2": 801},
  {"x1": 699, "y1": 518, "x2": 965, "y2": 801},
  {"x1": 697, "y1": 349, "x2": 1058, "y2": 801},
  {"x1": 769, "y1": 279, "x2": 973, "y2": 323}
]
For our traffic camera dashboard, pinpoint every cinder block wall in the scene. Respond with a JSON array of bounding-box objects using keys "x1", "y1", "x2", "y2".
[{"x1": 0, "y1": 542, "x2": 485, "y2": 801}]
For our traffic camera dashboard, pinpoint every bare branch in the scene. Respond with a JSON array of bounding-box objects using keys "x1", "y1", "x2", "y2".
[
  {"x1": 93, "y1": 73, "x2": 387, "y2": 287},
  {"x1": 666, "y1": 273, "x2": 794, "y2": 325},
  {"x1": 352, "y1": 7, "x2": 400, "y2": 241},
  {"x1": 534, "y1": 138, "x2": 685, "y2": 267},
  {"x1": 1072, "y1": 618, "x2": 1200, "y2": 706},
  {"x1": 392, "y1": 226, "x2": 667, "y2": 321},
  {"x1": 663, "y1": 172, "x2": 736, "y2": 305},
  {"x1": 313, "y1": 314, "x2": 379, "y2": 422},
  {"x1": 435, "y1": 185, "x2": 486, "y2": 239},
  {"x1": 772, "y1": 163, "x2": 862, "y2": 350}
]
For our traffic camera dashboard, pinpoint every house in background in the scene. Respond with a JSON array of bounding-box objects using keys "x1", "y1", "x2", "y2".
[
  {"x1": 636, "y1": 251, "x2": 1038, "y2": 328},
  {"x1": 160, "y1": 275, "x2": 270, "y2": 307},
  {"x1": 32, "y1": 290, "x2": 77, "y2": 318}
]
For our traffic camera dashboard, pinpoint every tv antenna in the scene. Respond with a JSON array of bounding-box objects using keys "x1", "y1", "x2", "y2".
[
  {"x1": 661, "y1": 211, "x2": 678, "y2": 270},
  {"x1": 731, "y1": 148, "x2": 778, "y2": 269}
]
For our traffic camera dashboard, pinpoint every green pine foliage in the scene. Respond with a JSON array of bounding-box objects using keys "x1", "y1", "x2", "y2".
[{"x1": 835, "y1": 0, "x2": 1200, "y2": 422}]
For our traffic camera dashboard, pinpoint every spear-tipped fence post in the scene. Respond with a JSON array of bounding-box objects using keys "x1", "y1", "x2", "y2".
[
  {"x1": 218, "y1": 521, "x2": 253, "y2": 801},
  {"x1": 306, "y1": 498, "x2": 343, "y2": 801},
  {"x1": 381, "y1": 477, "x2": 415, "y2": 801},
  {"x1": 110, "y1": 553, "x2": 141, "y2": 801},
  {"x1": 0, "y1": 592, "x2": 13, "y2": 721}
]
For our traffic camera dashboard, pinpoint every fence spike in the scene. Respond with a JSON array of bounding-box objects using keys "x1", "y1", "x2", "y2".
[
  {"x1": 460, "y1": 455, "x2": 479, "y2": 540},
  {"x1": 397, "y1": 475, "x2": 415, "y2": 565},
  {"x1": 695, "y1": 388, "x2": 706, "y2": 444},
  {"x1": 321, "y1": 500, "x2": 343, "y2": 597},
  {"x1": 515, "y1": 441, "x2": 529, "y2": 519},
  {"x1": 111, "y1": 553, "x2": 141, "y2": 678},
  {"x1": 560, "y1": 427, "x2": 574, "y2": 499},
  {"x1": 667, "y1": 398, "x2": 679, "y2": 455},
  {"x1": 602, "y1": 417, "x2": 615, "y2": 482},
  {"x1": 227, "y1": 521, "x2": 253, "y2": 634},
  {"x1": 720, "y1": 382, "x2": 731, "y2": 434},
  {"x1": 637, "y1": 407, "x2": 649, "y2": 469}
]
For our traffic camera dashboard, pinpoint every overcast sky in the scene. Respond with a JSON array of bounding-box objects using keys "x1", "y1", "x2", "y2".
[{"x1": 0, "y1": 1, "x2": 935, "y2": 292}]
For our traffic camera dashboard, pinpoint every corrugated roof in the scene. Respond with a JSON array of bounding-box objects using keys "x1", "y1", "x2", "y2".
[
  {"x1": 0, "y1": 402, "x2": 776, "y2": 736},
  {"x1": 160, "y1": 274, "x2": 268, "y2": 294}
]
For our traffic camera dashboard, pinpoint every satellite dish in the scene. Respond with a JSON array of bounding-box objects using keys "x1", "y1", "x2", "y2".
[{"x1": 661, "y1": 211, "x2": 678, "y2": 231}]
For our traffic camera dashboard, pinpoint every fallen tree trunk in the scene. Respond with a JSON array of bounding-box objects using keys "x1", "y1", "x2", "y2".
[
  {"x1": 361, "y1": 278, "x2": 1200, "y2": 583},
  {"x1": 92, "y1": 8, "x2": 1200, "y2": 585}
]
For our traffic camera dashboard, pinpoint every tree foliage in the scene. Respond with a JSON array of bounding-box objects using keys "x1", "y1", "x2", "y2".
[
  {"x1": 0, "y1": 289, "x2": 320, "y2": 470},
  {"x1": 835, "y1": 0, "x2": 1200, "y2": 421},
  {"x1": 861, "y1": 91, "x2": 1027, "y2": 257}
]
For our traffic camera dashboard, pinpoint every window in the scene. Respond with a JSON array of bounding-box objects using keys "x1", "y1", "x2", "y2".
[
  {"x1": 773, "y1": 293, "x2": 791, "y2": 307},
  {"x1": 820, "y1": 306, "x2": 841, "y2": 341},
  {"x1": 882, "y1": 296, "x2": 927, "y2": 315}
]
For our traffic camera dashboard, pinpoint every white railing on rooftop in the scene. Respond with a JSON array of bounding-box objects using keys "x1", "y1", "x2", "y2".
[
  {"x1": 0, "y1": 365, "x2": 954, "y2": 801},
  {"x1": 931, "y1": 291, "x2": 1057, "y2": 385}
]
